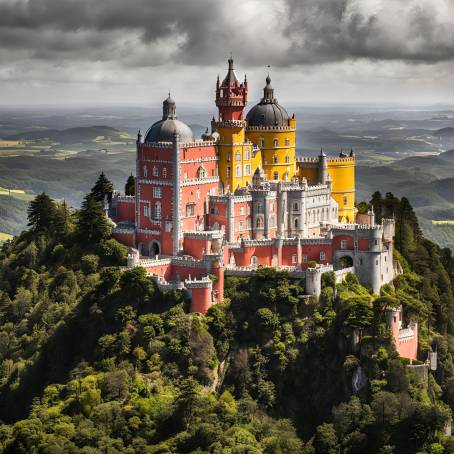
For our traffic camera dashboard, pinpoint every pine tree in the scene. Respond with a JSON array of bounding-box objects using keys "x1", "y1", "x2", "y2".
[
  {"x1": 53, "y1": 200, "x2": 73, "y2": 240},
  {"x1": 125, "y1": 175, "x2": 135, "y2": 196},
  {"x1": 76, "y1": 194, "x2": 111, "y2": 244},
  {"x1": 27, "y1": 193, "x2": 56, "y2": 234},
  {"x1": 90, "y1": 172, "x2": 114, "y2": 203}
]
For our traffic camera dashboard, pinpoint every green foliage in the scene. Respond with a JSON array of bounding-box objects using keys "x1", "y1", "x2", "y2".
[
  {"x1": 90, "y1": 172, "x2": 114, "y2": 204},
  {"x1": 1, "y1": 190, "x2": 454, "y2": 452},
  {"x1": 124, "y1": 174, "x2": 135, "y2": 196}
]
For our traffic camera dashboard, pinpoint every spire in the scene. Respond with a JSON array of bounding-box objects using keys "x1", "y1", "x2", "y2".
[
  {"x1": 263, "y1": 75, "x2": 274, "y2": 102},
  {"x1": 319, "y1": 147, "x2": 326, "y2": 157},
  {"x1": 162, "y1": 92, "x2": 176, "y2": 120}
]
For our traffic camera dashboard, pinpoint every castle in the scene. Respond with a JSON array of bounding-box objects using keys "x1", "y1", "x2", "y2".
[{"x1": 109, "y1": 57, "x2": 400, "y2": 324}]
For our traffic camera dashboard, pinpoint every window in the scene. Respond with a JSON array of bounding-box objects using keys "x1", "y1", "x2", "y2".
[
  {"x1": 247, "y1": 217, "x2": 251, "y2": 229},
  {"x1": 292, "y1": 254, "x2": 297, "y2": 264},
  {"x1": 340, "y1": 240, "x2": 348, "y2": 250},
  {"x1": 302, "y1": 255, "x2": 307, "y2": 263},
  {"x1": 235, "y1": 165, "x2": 242, "y2": 177},
  {"x1": 186, "y1": 204, "x2": 195, "y2": 216},
  {"x1": 184, "y1": 172, "x2": 188, "y2": 179},
  {"x1": 320, "y1": 251, "x2": 326, "y2": 260},
  {"x1": 143, "y1": 165, "x2": 148, "y2": 177},
  {"x1": 293, "y1": 202, "x2": 299, "y2": 212},
  {"x1": 155, "y1": 202, "x2": 161, "y2": 219},
  {"x1": 165, "y1": 220, "x2": 172, "y2": 232},
  {"x1": 273, "y1": 155, "x2": 278, "y2": 164},
  {"x1": 244, "y1": 164, "x2": 251, "y2": 176},
  {"x1": 153, "y1": 166, "x2": 158, "y2": 177},
  {"x1": 285, "y1": 155, "x2": 290, "y2": 163},
  {"x1": 285, "y1": 138, "x2": 290, "y2": 146},
  {"x1": 251, "y1": 256, "x2": 258, "y2": 266},
  {"x1": 226, "y1": 166, "x2": 231, "y2": 177},
  {"x1": 239, "y1": 221, "x2": 243, "y2": 230},
  {"x1": 294, "y1": 218, "x2": 299, "y2": 229},
  {"x1": 247, "y1": 205, "x2": 251, "y2": 215},
  {"x1": 144, "y1": 205, "x2": 149, "y2": 217},
  {"x1": 273, "y1": 172, "x2": 279, "y2": 180},
  {"x1": 163, "y1": 167, "x2": 167, "y2": 178},
  {"x1": 354, "y1": 240, "x2": 358, "y2": 249},
  {"x1": 235, "y1": 151, "x2": 241, "y2": 161},
  {"x1": 197, "y1": 166, "x2": 207, "y2": 178},
  {"x1": 256, "y1": 217, "x2": 263, "y2": 228},
  {"x1": 153, "y1": 187, "x2": 162, "y2": 198},
  {"x1": 259, "y1": 137, "x2": 265, "y2": 148},
  {"x1": 343, "y1": 196, "x2": 348, "y2": 206},
  {"x1": 196, "y1": 189, "x2": 200, "y2": 200},
  {"x1": 210, "y1": 207, "x2": 216, "y2": 214},
  {"x1": 273, "y1": 138, "x2": 279, "y2": 148},
  {"x1": 227, "y1": 152, "x2": 231, "y2": 162},
  {"x1": 244, "y1": 148, "x2": 250, "y2": 160},
  {"x1": 240, "y1": 207, "x2": 244, "y2": 215}
]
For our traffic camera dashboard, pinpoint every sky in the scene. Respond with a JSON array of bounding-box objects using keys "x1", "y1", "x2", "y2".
[{"x1": 0, "y1": 0, "x2": 454, "y2": 107}]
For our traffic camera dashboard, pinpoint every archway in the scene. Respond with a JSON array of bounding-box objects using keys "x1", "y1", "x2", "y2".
[
  {"x1": 336, "y1": 255, "x2": 353, "y2": 270},
  {"x1": 150, "y1": 241, "x2": 160, "y2": 256}
]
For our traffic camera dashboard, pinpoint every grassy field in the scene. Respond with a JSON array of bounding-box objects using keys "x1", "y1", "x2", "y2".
[
  {"x1": 0, "y1": 187, "x2": 35, "y2": 201},
  {"x1": 0, "y1": 232, "x2": 13, "y2": 243}
]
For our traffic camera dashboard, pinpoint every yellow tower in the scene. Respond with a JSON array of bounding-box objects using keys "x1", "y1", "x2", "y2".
[
  {"x1": 297, "y1": 149, "x2": 356, "y2": 223},
  {"x1": 245, "y1": 76, "x2": 297, "y2": 181},
  {"x1": 214, "y1": 58, "x2": 262, "y2": 192}
]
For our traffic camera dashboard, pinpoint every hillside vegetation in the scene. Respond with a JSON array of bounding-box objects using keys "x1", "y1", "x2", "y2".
[{"x1": 2, "y1": 181, "x2": 454, "y2": 452}]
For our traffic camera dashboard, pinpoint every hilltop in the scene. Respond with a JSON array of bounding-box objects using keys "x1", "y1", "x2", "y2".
[
  {"x1": 4, "y1": 126, "x2": 131, "y2": 145},
  {"x1": 0, "y1": 179, "x2": 454, "y2": 452}
]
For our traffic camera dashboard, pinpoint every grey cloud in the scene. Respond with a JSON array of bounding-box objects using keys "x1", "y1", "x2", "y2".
[{"x1": 0, "y1": 0, "x2": 453, "y2": 70}]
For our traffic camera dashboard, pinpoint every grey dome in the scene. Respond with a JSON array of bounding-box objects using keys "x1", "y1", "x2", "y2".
[
  {"x1": 246, "y1": 75, "x2": 289, "y2": 127},
  {"x1": 144, "y1": 94, "x2": 194, "y2": 143},
  {"x1": 145, "y1": 118, "x2": 194, "y2": 143}
]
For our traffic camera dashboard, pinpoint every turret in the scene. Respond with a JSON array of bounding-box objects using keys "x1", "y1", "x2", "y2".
[
  {"x1": 319, "y1": 148, "x2": 328, "y2": 184},
  {"x1": 215, "y1": 57, "x2": 248, "y2": 121}
]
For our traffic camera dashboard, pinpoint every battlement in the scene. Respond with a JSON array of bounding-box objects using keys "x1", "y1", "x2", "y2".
[
  {"x1": 213, "y1": 120, "x2": 246, "y2": 128},
  {"x1": 185, "y1": 276, "x2": 213, "y2": 289},
  {"x1": 246, "y1": 125, "x2": 294, "y2": 132},
  {"x1": 183, "y1": 230, "x2": 224, "y2": 240},
  {"x1": 115, "y1": 196, "x2": 135, "y2": 203}
]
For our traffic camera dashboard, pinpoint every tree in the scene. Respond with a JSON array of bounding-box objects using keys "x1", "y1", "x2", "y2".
[
  {"x1": 27, "y1": 193, "x2": 56, "y2": 234},
  {"x1": 125, "y1": 175, "x2": 135, "y2": 196},
  {"x1": 313, "y1": 423, "x2": 339, "y2": 454},
  {"x1": 90, "y1": 172, "x2": 114, "y2": 203},
  {"x1": 76, "y1": 194, "x2": 111, "y2": 244},
  {"x1": 53, "y1": 201, "x2": 72, "y2": 240}
]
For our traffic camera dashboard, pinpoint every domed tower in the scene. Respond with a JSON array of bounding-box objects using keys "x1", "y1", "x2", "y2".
[
  {"x1": 245, "y1": 75, "x2": 296, "y2": 182},
  {"x1": 214, "y1": 58, "x2": 262, "y2": 192}
]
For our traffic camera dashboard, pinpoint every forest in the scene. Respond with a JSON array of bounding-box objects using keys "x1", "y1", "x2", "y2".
[{"x1": 0, "y1": 177, "x2": 454, "y2": 453}]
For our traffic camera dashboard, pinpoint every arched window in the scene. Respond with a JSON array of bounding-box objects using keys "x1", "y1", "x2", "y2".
[
  {"x1": 293, "y1": 202, "x2": 298, "y2": 212},
  {"x1": 155, "y1": 201, "x2": 161, "y2": 220},
  {"x1": 259, "y1": 137, "x2": 265, "y2": 148},
  {"x1": 285, "y1": 138, "x2": 290, "y2": 146},
  {"x1": 197, "y1": 166, "x2": 207, "y2": 178},
  {"x1": 273, "y1": 172, "x2": 279, "y2": 180},
  {"x1": 256, "y1": 217, "x2": 263, "y2": 228},
  {"x1": 285, "y1": 155, "x2": 290, "y2": 163},
  {"x1": 153, "y1": 166, "x2": 158, "y2": 177},
  {"x1": 273, "y1": 155, "x2": 278, "y2": 164},
  {"x1": 294, "y1": 218, "x2": 299, "y2": 229},
  {"x1": 235, "y1": 151, "x2": 241, "y2": 161},
  {"x1": 244, "y1": 148, "x2": 250, "y2": 160},
  {"x1": 163, "y1": 167, "x2": 167, "y2": 178},
  {"x1": 251, "y1": 255, "x2": 258, "y2": 266},
  {"x1": 273, "y1": 138, "x2": 279, "y2": 148},
  {"x1": 143, "y1": 165, "x2": 148, "y2": 177},
  {"x1": 235, "y1": 165, "x2": 242, "y2": 177}
]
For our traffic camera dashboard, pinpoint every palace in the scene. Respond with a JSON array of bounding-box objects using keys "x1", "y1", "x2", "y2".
[{"x1": 109, "y1": 58, "x2": 398, "y2": 316}]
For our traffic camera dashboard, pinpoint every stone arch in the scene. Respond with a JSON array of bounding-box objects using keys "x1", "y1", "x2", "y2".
[
  {"x1": 335, "y1": 254, "x2": 354, "y2": 270},
  {"x1": 150, "y1": 240, "x2": 161, "y2": 256}
]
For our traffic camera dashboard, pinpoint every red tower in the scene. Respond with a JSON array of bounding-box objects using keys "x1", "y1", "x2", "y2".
[{"x1": 215, "y1": 57, "x2": 248, "y2": 121}]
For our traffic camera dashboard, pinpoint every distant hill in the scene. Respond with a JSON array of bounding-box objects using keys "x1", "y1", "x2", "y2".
[
  {"x1": 4, "y1": 126, "x2": 130, "y2": 145},
  {"x1": 434, "y1": 127, "x2": 454, "y2": 137}
]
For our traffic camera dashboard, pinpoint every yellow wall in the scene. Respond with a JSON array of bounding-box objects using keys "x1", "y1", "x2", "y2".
[
  {"x1": 245, "y1": 120, "x2": 296, "y2": 181},
  {"x1": 297, "y1": 156, "x2": 356, "y2": 223},
  {"x1": 327, "y1": 158, "x2": 355, "y2": 222},
  {"x1": 217, "y1": 124, "x2": 262, "y2": 191}
]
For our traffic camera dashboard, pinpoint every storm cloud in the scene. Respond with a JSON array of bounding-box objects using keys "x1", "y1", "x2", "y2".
[{"x1": 0, "y1": 0, "x2": 453, "y2": 105}]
